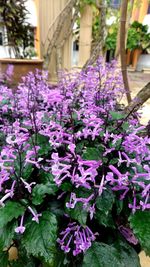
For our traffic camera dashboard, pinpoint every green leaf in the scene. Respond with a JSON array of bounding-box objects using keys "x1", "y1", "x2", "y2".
[
  {"x1": 66, "y1": 202, "x2": 88, "y2": 226},
  {"x1": 32, "y1": 172, "x2": 58, "y2": 205},
  {"x1": 0, "y1": 202, "x2": 25, "y2": 228},
  {"x1": 95, "y1": 211, "x2": 114, "y2": 228},
  {"x1": 22, "y1": 211, "x2": 57, "y2": 263},
  {"x1": 0, "y1": 251, "x2": 8, "y2": 267},
  {"x1": 32, "y1": 134, "x2": 51, "y2": 156},
  {"x1": 60, "y1": 182, "x2": 73, "y2": 192},
  {"x1": 82, "y1": 240, "x2": 140, "y2": 267},
  {"x1": 129, "y1": 211, "x2": 150, "y2": 256},
  {"x1": 39, "y1": 172, "x2": 55, "y2": 184},
  {"x1": 95, "y1": 189, "x2": 115, "y2": 228},
  {"x1": 0, "y1": 221, "x2": 17, "y2": 250},
  {"x1": 32, "y1": 183, "x2": 58, "y2": 205},
  {"x1": 96, "y1": 189, "x2": 115, "y2": 212},
  {"x1": 115, "y1": 199, "x2": 123, "y2": 215},
  {"x1": 10, "y1": 259, "x2": 36, "y2": 267},
  {"x1": 110, "y1": 111, "x2": 126, "y2": 121},
  {"x1": 43, "y1": 248, "x2": 68, "y2": 267},
  {"x1": 10, "y1": 245, "x2": 37, "y2": 267},
  {"x1": 49, "y1": 200, "x2": 64, "y2": 218},
  {"x1": 23, "y1": 164, "x2": 34, "y2": 180},
  {"x1": 82, "y1": 147, "x2": 101, "y2": 160},
  {"x1": 122, "y1": 122, "x2": 129, "y2": 131}
]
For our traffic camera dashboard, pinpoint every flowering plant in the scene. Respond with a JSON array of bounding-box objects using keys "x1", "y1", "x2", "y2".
[{"x1": 0, "y1": 60, "x2": 149, "y2": 267}]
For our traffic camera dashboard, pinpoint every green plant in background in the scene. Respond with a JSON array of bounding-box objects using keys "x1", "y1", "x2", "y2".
[
  {"x1": 105, "y1": 27, "x2": 117, "y2": 50},
  {"x1": 0, "y1": 0, "x2": 35, "y2": 58},
  {"x1": 127, "y1": 21, "x2": 150, "y2": 51}
]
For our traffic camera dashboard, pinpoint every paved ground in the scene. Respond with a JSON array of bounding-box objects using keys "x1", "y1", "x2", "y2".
[{"x1": 128, "y1": 71, "x2": 150, "y2": 125}]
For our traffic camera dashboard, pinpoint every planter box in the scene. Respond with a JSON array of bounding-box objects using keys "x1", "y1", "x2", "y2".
[
  {"x1": 0, "y1": 58, "x2": 43, "y2": 84},
  {"x1": 136, "y1": 54, "x2": 150, "y2": 72},
  {"x1": 132, "y1": 49, "x2": 142, "y2": 69}
]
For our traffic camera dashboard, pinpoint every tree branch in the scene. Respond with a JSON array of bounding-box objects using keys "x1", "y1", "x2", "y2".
[
  {"x1": 124, "y1": 82, "x2": 150, "y2": 113},
  {"x1": 120, "y1": 0, "x2": 132, "y2": 104},
  {"x1": 83, "y1": 0, "x2": 107, "y2": 68},
  {"x1": 43, "y1": 0, "x2": 77, "y2": 70}
]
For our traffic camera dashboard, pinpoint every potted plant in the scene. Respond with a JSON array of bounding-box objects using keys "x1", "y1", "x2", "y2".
[
  {"x1": 0, "y1": 60, "x2": 150, "y2": 266},
  {"x1": 0, "y1": 0, "x2": 43, "y2": 84},
  {"x1": 105, "y1": 28, "x2": 117, "y2": 62},
  {"x1": 127, "y1": 21, "x2": 150, "y2": 69}
]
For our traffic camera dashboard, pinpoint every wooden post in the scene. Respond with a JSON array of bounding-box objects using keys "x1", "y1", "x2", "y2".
[{"x1": 78, "y1": 5, "x2": 93, "y2": 67}]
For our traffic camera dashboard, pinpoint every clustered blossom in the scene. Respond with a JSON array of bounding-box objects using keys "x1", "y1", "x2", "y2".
[
  {"x1": 51, "y1": 152, "x2": 102, "y2": 189},
  {"x1": 57, "y1": 222, "x2": 97, "y2": 255},
  {"x1": 0, "y1": 60, "x2": 150, "y2": 255}
]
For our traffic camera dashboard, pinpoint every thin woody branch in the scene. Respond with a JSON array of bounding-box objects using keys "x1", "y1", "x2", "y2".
[{"x1": 124, "y1": 82, "x2": 150, "y2": 113}]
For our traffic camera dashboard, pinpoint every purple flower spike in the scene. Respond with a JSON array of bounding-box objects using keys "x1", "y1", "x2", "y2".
[{"x1": 58, "y1": 223, "x2": 97, "y2": 255}]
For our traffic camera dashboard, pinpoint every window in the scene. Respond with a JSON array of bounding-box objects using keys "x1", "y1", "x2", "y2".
[
  {"x1": 0, "y1": 32, "x2": 3, "y2": 45},
  {"x1": 110, "y1": 0, "x2": 121, "y2": 9}
]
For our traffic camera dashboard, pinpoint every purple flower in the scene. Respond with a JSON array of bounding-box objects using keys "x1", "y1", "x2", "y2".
[
  {"x1": 0, "y1": 192, "x2": 13, "y2": 207},
  {"x1": 28, "y1": 206, "x2": 42, "y2": 223},
  {"x1": 20, "y1": 178, "x2": 36, "y2": 193},
  {"x1": 118, "y1": 225, "x2": 138, "y2": 245},
  {"x1": 58, "y1": 223, "x2": 97, "y2": 255},
  {"x1": 15, "y1": 215, "x2": 25, "y2": 234}
]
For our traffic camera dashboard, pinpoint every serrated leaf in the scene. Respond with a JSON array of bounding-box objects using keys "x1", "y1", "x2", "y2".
[
  {"x1": 110, "y1": 111, "x2": 126, "y2": 121},
  {"x1": 60, "y1": 182, "x2": 73, "y2": 192},
  {"x1": 22, "y1": 211, "x2": 57, "y2": 263},
  {"x1": 0, "y1": 221, "x2": 17, "y2": 250},
  {"x1": 82, "y1": 147, "x2": 101, "y2": 160},
  {"x1": 82, "y1": 240, "x2": 140, "y2": 267},
  {"x1": 95, "y1": 189, "x2": 115, "y2": 228},
  {"x1": 115, "y1": 199, "x2": 123, "y2": 215},
  {"x1": 0, "y1": 202, "x2": 25, "y2": 228},
  {"x1": 66, "y1": 202, "x2": 88, "y2": 226},
  {"x1": 10, "y1": 260, "x2": 36, "y2": 267},
  {"x1": 32, "y1": 183, "x2": 58, "y2": 205},
  {"x1": 0, "y1": 251, "x2": 8, "y2": 267},
  {"x1": 39, "y1": 172, "x2": 55, "y2": 184},
  {"x1": 122, "y1": 122, "x2": 129, "y2": 131},
  {"x1": 23, "y1": 164, "x2": 33, "y2": 180},
  {"x1": 32, "y1": 134, "x2": 51, "y2": 156},
  {"x1": 43, "y1": 248, "x2": 68, "y2": 267},
  {"x1": 95, "y1": 210, "x2": 114, "y2": 228},
  {"x1": 96, "y1": 189, "x2": 115, "y2": 212},
  {"x1": 49, "y1": 200, "x2": 64, "y2": 217},
  {"x1": 10, "y1": 257, "x2": 36, "y2": 267},
  {"x1": 129, "y1": 211, "x2": 150, "y2": 256},
  {"x1": 32, "y1": 172, "x2": 58, "y2": 205}
]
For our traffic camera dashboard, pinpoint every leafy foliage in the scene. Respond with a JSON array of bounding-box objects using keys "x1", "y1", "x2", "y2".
[
  {"x1": 127, "y1": 21, "x2": 150, "y2": 51},
  {"x1": 0, "y1": 0, "x2": 35, "y2": 58},
  {"x1": 0, "y1": 202, "x2": 25, "y2": 228},
  {"x1": 82, "y1": 240, "x2": 140, "y2": 267},
  {"x1": 0, "y1": 62, "x2": 149, "y2": 265},
  {"x1": 95, "y1": 189, "x2": 115, "y2": 228},
  {"x1": 0, "y1": 221, "x2": 17, "y2": 250},
  {"x1": 22, "y1": 212, "x2": 57, "y2": 263},
  {"x1": 129, "y1": 211, "x2": 150, "y2": 256},
  {"x1": 0, "y1": 251, "x2": 8, "y2": 267}
]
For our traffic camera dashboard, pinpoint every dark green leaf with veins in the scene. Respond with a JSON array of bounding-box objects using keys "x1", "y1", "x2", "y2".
[
  {"x1": 129, "y1": 211, "x2": 150, "y2": 256},
  {"x1": 0, "y1": 202, "x2": 25, "y2": 228},
  {"x1": 0, "y1": 251, "x2": 8, "y2": 267},
  {"x1": 82, "y1": 240, "x2": 140, "y2": 267},
  {"x1": 22, "y1": 211, "x2": 57, "y2": 263}
]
